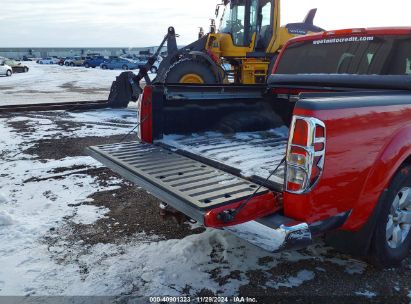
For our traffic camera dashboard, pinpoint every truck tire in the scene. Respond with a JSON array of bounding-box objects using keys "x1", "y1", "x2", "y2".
[
  {"x1": 371, "y1": 165, "x2": 411, "y2": 267},
  {"x1": 165, "y1": 58, "x2": 218, "y2": 84}
]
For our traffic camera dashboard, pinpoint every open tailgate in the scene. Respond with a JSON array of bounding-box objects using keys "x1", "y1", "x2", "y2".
[{"x1": 87, "y1": 142, "x2": 277, "y2": 226}]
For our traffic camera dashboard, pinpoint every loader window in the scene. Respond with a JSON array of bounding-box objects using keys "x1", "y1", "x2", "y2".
[
  {"x1": 220, "y1": 2, "x2": 246, "y2": 45},
  {"x1": 219, "y1": 0, "x2": 258, "y2": 46},
  {"x1": 256, "y1": 1, "x2": 273, "y2": 50}
]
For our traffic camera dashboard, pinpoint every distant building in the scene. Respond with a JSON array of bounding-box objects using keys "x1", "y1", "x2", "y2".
[{"x1": 0, "y1": 46, "x2": 167, "y2": 59}]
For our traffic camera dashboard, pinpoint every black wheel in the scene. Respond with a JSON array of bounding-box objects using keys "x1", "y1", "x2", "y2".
[
  {"x1": 122, "y1": 65, "x2": 129, "y2": 70},
  {"x1": 150, "y1": 66, "x2": 158, "y2": 74},
  {"x1": 6, "y1": 70, "x2": 12, "y2": 77},
  {"x1": 101, "y1": 65, "x2": 108, "y2": 70},
  {"x1": 85, "y1": 63, "x2": 90, "y2": 68},
  {"x1": 165, "y1": 58, "x2": 219, "y2": 84},
  {"x1": 24, "y1": 67, "x2": 29, "y2": 73},
  {"x1": 371, "y1": 165, "x2": 411, "y2": 268},
  {"x1": 70, "y1": 62, "x2": 75, "y2": 67}
]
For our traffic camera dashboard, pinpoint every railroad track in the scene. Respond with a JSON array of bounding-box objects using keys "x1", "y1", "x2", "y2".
[{"x1": 0, "y1": 100, "x2": 113, "y2": 113}]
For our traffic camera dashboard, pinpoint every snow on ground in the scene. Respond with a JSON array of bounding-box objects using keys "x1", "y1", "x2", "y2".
[
  {"x1": 2, "y1": 108, "x2": 137, "y2": 157},
  {"x1": 160, "y1": 126, "x2": 289, "y2": 184},
  {"x1": 71, "y1": 203, "x2": 110, "y2": 225},
  {"x1": 0, "y1": 62, "x2": 154, "y2": 105},
  {"x1": 0, "y1": 109, "x2": 373, "y2": 297},
  {"x1": 355, "y1": 290, "x2": 377, "y2": 298},
  {"x1": 0, "y1": 109, "x2": 137, "y2": 295}
]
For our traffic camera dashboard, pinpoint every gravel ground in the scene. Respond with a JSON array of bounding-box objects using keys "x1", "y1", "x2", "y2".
[{"x1": 1, "y1": 109, "x2": 411, "y2": 303}]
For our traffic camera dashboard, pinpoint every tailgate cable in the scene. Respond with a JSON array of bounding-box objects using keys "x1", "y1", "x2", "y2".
[
  {"x1": 119, "y1": 114, "x2": 150, "y2": 143},
  {"x1": 217, "y1": 157, "x2": 286, "y2": 224}
]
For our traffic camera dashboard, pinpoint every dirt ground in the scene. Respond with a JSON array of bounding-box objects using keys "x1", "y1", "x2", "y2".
[{"x1": 1, "y1": 109, "x2": 411, "y2": 303}]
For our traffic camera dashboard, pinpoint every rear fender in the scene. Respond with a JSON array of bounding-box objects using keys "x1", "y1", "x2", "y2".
[{"x1": 343, "y1": 124, "x2": 411, "y2": 231}]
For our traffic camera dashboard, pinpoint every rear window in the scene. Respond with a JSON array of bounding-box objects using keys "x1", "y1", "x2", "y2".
[{"x1": 276, "y1": 35, "x2": 411, "y2": 75}]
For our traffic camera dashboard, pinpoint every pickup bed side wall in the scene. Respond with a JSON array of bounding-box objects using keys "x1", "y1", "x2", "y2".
[
  {"x1": 150, "y1": 85, "x2": 294, "y2": 139},
  {"x1": 284, "y1": 96, "x2": 411, "y2": 231}
]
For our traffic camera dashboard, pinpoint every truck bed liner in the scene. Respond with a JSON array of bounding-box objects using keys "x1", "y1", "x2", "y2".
[
  {"x1": 158, "y1": 128, "x2": 288, "y2": 188},
  {"x1": 87, "y1": 142, "x2": 270, "y2": 221}
]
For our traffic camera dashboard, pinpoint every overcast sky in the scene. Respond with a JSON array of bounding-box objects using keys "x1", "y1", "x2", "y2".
[{"x1": 1, "y1": 0, "x2": 411, "y2": 47}]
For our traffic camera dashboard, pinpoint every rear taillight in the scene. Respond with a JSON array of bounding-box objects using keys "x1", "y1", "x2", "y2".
[
  {"x1": 286, "y1": 116, "x2": 326, "y2": 194},
  {"x1": 138, "y1": 86, "x2": 153, "y2": 143}
]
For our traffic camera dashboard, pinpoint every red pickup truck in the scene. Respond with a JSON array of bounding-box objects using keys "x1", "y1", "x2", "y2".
[{"x1": 89, "y1": 28, "x2": 411, "y2": 267}]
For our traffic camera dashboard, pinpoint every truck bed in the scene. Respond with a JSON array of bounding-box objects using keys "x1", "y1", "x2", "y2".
[{"x1": 158, "y1": 127, "x2": 288, "y2": 189}]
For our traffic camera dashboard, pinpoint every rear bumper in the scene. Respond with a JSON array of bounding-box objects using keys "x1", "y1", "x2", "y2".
[
  {"x1": 225, "y1": 220, "x2": 311, "y2": 252},
  {"x1": 224, "y1": 211, "x2": 350, "y2": 253}
]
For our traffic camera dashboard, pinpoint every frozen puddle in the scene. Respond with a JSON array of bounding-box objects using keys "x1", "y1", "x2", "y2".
[{"x1": 159, "y1": 127, "x2": 289, "y2": 186}]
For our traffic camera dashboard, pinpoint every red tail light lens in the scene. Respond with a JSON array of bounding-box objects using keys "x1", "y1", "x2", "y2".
[
  {"x1": 292, "y1": 120, "x2": 309, "y2": 146},
  {"x1": 286, "y1": 116, "x2": 326, "y2": 194},
  {"x1": 138, "y1": 86, "x2": 153, "y2": 143}
]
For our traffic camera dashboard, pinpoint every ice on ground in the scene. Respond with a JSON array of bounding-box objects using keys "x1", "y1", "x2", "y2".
[
  {"x1": 160, "y1": 127, "x2": 289, "y2": 183},
  {"x1": 355, "y1": 290, "x2": 377, "y2": 298},
  {"x1": 72, "y1": 205, "x2": 109, "y2": 225},
  {"x1": 0, "y1": 211, "x2": 15, "y2": 226},
  {"x1": 266, "y1": 270, "x2": 315, "y2": 289}
]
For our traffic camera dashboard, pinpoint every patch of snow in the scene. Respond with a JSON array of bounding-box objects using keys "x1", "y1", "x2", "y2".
[
  {"x1": 267, "y1": 270, "x2": 315, "y2": 289},
  {"x1": 355, "y1": 290, "x2": 377, "y2": 298},
  {"x1": 0, "y1": 109, "x2": 134, "y2": 295},
  {"x1": 0, "y1": 193, "x2": 8, "y2": 204},
  {"x1": 72, "y1": 205, "x2": 109, "y2": 225},
  {"x1": 0, "y1": 211, "x2": 15, "y2": 226},
  {"x1": 160, "y1": 127, "x2": 288, "y2": 183}
]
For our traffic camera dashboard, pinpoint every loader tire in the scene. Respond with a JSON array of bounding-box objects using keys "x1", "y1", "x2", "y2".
[
  {"x1": 107, "y1": 72, "x2": 135, "y2": 108},
  {"x1": 165, "y1": 58, "x2": 218, "y2": 84}
]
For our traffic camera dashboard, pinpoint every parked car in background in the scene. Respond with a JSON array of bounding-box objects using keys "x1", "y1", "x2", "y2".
[
  {"x1": 0, "y1": 60, "x2": 13, "y2": 76},
  {"x1": 38, "y1": 57, "x2": 59, "y2": 64},
  {"x1": 64, "y1": 57, "x2": 87, "y2": 67},
  {"x1": 4, "y1": 59, "x2": 29, "y2": 73},
  {"x1": 100, "y1": 58, "x2": 139, "y2": 70},
  {"x1": 84, "y1": 56, "x2": 107, "y2": 68},
  {"x1": 57, "y1": 58, "x2": 66, "y2": 66}
]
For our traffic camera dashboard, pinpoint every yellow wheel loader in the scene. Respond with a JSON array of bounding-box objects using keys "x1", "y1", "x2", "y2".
[{"x1": 108, "y1": 0, "x2": 323, "y2": 107}]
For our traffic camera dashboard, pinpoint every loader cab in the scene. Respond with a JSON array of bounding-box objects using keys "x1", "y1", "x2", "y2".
[{"x1": 218, "y1": 0, "x2": 274, "y2": 50}]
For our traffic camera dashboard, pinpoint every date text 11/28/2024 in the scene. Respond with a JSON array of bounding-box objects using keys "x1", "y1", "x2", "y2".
[{"x1": 149, "y1": 296, "x2": 258, "y2": 303}]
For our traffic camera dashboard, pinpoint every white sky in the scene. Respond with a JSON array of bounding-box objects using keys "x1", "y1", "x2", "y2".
[{"x1": 1, "y1": 0, "x2": 410, "y2": 47}]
